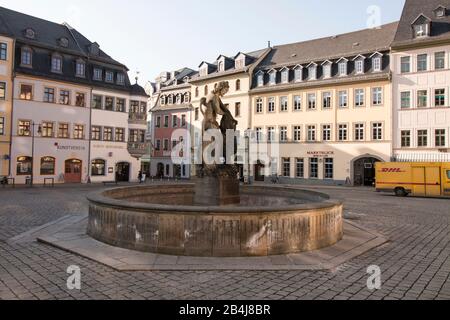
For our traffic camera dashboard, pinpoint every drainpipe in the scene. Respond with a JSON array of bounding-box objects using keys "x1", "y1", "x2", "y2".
[
  {"x1": 87, "y1": 86, "x2": 93, "y2": 183},
  {"x1": 8, "y1": 38, "x2": 16, "y2": 177}
]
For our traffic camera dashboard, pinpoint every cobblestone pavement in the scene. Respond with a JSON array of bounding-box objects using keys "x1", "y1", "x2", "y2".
[{"x1": 0, "y1": 184, "x2": 449, "y2": 300}]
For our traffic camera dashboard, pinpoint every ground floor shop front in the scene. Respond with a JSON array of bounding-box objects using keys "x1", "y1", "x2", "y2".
[{"x1": 150, "y1": 157, "x2": 190, "y2": 179}]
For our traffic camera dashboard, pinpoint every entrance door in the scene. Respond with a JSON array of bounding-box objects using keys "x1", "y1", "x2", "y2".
[
  {"x1": 65, "y1": 159, "x2": 82, "y2": 183},
  {"x1": 412, "y1": 167, "x2": 426, "y2": 196},
  {"x1": 425, "y1": 167, "x2": 441, "y2": 197},
  {"x1": 353, "y1": 157, "x2": 381, "y2": 186},
  {"x1": 116, "y1": 162, "x2": 130, "y2": 182},
  {"x1": 157, "y1": 163, "x2": 164, "y2": 178},
  {"x1": 254, "y1": 161, "x2": 265, "y2": 182}
]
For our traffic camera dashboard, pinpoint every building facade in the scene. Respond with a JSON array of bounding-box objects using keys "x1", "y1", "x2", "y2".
[
  {"x1": 150, "y1": 68, "x2": 196, "y2": 179},
  {"x1": 249, "y1": 23, "x2": 398, "y2": 186},
  {"x1": 392, "y1": 0, "x2": 450, "y2": 162}
]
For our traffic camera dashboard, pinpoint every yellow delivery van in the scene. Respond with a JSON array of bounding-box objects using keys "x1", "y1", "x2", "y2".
[{"x1": 375, "y1": 162, "x2": 450, "y2": 198}]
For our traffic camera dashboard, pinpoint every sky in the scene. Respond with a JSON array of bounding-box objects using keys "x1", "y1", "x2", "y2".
[{"x1": 0, "y1": 0, "x2": 406, "y2": 85}]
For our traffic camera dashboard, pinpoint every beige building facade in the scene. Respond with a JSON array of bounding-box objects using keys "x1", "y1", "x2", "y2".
[{"x1": 0, "y1": 35, "x2": 13, "y2": 178}]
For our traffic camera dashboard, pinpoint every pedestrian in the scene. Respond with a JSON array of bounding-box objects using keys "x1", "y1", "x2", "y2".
[{"x1": 138, "y1": 171, "x2": 143, "y2": 184}]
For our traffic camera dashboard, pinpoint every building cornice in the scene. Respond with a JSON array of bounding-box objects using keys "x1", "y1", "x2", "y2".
[{"x1": 391, "y1": 37, "x2": 450, "y2": 51}]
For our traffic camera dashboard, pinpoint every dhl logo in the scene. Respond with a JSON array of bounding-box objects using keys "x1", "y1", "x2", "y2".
[{"x1": 380, "y1": 168, "x2": 405, "y2": 173}]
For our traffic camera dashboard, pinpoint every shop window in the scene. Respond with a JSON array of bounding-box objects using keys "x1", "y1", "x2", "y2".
[
  {"x1": 91, "y1": 159, "x2": 106, "y2": 176},
  {"x1": 17, "y1": 156, "x2": 32, "y2": 175},
  {"x1": 40, "y1": 157, "x2": 55, "y2": 175}
]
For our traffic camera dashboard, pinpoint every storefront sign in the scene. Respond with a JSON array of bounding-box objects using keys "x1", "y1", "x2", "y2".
[
  {"x1": 306, "y1": 151, "x2": 335, "y2": 157},
  {"x1": 57, "y1": 145, "x2": 86, "y2": 151}
]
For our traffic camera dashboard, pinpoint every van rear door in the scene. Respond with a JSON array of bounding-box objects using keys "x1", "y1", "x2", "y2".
[
  {"x1": 425, "y1": 167, "x2": 441, "y2": 197},
  {"x1": 412, "y1": 167, "x2": 426, "y2": 196},
  {"x1": 443, "y1": 166, "x2": 450, "y2": 197}
]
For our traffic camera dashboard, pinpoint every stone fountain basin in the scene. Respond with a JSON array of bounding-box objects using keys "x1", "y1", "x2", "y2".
[{"x1": 87, "y1": 184, "x2": 343, "y2": 257}]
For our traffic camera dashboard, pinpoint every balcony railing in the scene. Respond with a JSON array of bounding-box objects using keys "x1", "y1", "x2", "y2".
[
  {"x1": 128, "y1": 113, "x2": 147, "y2": 124},
  {"x1": 127, "y1": 142, "x2": 150, "y2": 158}
]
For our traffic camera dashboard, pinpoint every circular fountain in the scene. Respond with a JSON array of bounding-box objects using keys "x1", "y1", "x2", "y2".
[{"x1": 86, "y1": 184, "x2": 343, "y2": 257}]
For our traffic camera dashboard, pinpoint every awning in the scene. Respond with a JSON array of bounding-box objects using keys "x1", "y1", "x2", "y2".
[{"x1": 394, "y1": 153, "x2": 450, "y2": 162}]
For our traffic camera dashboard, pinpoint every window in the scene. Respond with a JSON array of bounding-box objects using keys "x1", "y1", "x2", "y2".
[
  {"x1": 401, "y1": 92, "x2": 411, "y2": 109},
  {"x1": 51, "y1": 55, "x2": 62, "y2": 73},
  {"x1": 0, "y1": 117, "x2": 4, "y2": 135},
  {"x1": 355, "y1": 123, "x2": 365, "y2": 141},
  {"x1": 93, "y1": 68, "x2": 103, "y2": 80},
  {"x1": 41, "y1": 122, "x2": 54, "y2": 138},
  {"x1": 417, "y1": 90, "x2": 428, "y2": 108},
  {"x1": 103, "y1": 127, "x2": 113, "y2": 141},
  {"x1": 324, "y1": 158, "x2": 334, "y2": 179},
  {"x1": 294, "y1": 68, "x2": 302, "y2": 82},
  {"x1": 117, "y1": 73, "x2": 125, "y2": 85},
  {"x1": 435, "y1": 129, "x2": 446, "y2": 147},
  {"x1": 164, "y1": 115, "x2": 169, "y2": 127},
  {"x1": 435, "y1": 52, "x2": 446, "y2": 70},
  {"x1": 323, "y1": 63, "x2": 332, "y2": 78},
  {"x1": 269, "y1": 71, "x2": 276, "y2": 85},
  {"x1": 435, "y1": 89, "x2": 445, "y2": 107},
  {"x1": 93, "y1": 95, "x2": 102, "y2": 109},
  {"x1": 322, "y1": 125, "x2": 331, "y2": 141},
  {"x1": 116, "y1": 98, "x2": 125, "y2": 112},
  {"x1": 204, "y1": 86, "x2": 208, "y2": 96},
  {"x1": 163, "y1": 139, "x2": 169, "y2": 151},
  {"x1": 255, "y1": 128, "x2": 262, "y2": 143},
  {"x1": 281, "y1": 69, "x2": 289, "y2": 83},
  {"x1": 59, "y1": 90, "x2": 70, "y2": 105},
  {"x1": 309, "y1": 158, "x2": 318, "y2": 179},
  {"x1": 372, "y1": 87, "x2": 383, "y2": 105},
  {"x1": 447, "y1": 170, "x2": 450, "y2": 179},
  {"x1": 372, "y1": 123, "x2": 383, "y2": 140},
  {"x1": 235, "y1": 59, "x2": 244, "y2": 69},
  {"x1": 280, "y1": 96, "x2": 288, "y2": 112},
  {"x1": 417, "y1": 54, "x2": 428, "y2": 72},
  {"x1": 401, "y1": 56, "x2": 411, "y2": 73},
  {"x1": 338, "y1": 61, "x2": 347, "y2": 76},
  {"x1": 267, "y1": 127, "x2": 275, "y2": 142},
  {"x1": 338, "y1": 91, "x2": 348, "y2": 108},
  {"x1": 355, "y1": 59, "x2": 364, "y2": 74},
  {"x1": 182, "y1": 115, "x2": 186, "y2": 127},
  {"x1": 280, "y1": 126, "x2": 288, "y2": 142},
  {"x1": 282, "y1": 158, "x2": 291, "y2": 177},
  {"x1": 296, "y1": 158, "x2": 304, "y2": 178},
  {"x1": 308, "y1": 93, "x2": 316, "y2": 110},
  {"x1": 293, "y1": 126, "x2": 301, "y2": 142},
  {"x1": 0, "y1": 43, "x2": 6, "y2": 60},
  {"x1": 105, "y1": 96, "x2": 114, "y2": 111},
  {"x1": 195, "y1": 108, "x2": 199, "y2": 121},
  {"x1": 235, "y1": 102, "x2": 241, "y2": 117},
  {"x1": 75, "y1": 93, "x2": 86, "y2": 107},
  {"x1": 155, "y1": 140, "x2": 161, "y2": 151},
  {"x1": 21, "y1": 48, "x2": 32, "y2": 66},
  {"x1": 308, "y1": 65, "x2": 317, "y2": 80},
  {"x1": 293, "y1": 95, "x2": 301, "y2": 111},
  {"x1": 172, "y1": 115, "x2": 178, "y2": 128},
  {"x1": 218, "y1": 61, "x2": 224, "y2": 72},
  {"x1": 105, "y1": 71, "x2": 114, "y2": 83},
  {"x1": 115, "y1": 128, "x2": 125, "y2": 142},
  {"x1": 0, "y1": 82, "x2": 5, "y2": 100},
  {"x1": 268, "y1": 97, "x2": 275, "y2": 113},
  {"x1": 91, "y1": 126, "x2": 101, "y2": 140},
  {"x1": 372, "y1": 56, "x2": 382, "y2": 72},
  {"x1": 20, "y1": 84, "x2": 33, "y2": 100},
  {"x1": 414, "y1": 24, "x2": 429, "y2": 38},
  {"x1": 76, "y1": 61, "x2": 85, "y2": 77},
  {"x1": 43, "y1": 88, "x2": 55, "y2": 103},
  {"x1": 176, "y1": 94, "x2": 182, "y2": 105},
  {"x1": 234, "y1": 79, "x2": 241, "y2": 91},
  {"x1": 418, "y1": 130, "x2": 428, "y2": 147},
  {"x1": 91, "y1": 159, "x2": 106, "y2": 176},
  {"x1": 155, "y1": 117, "x2": 161, "y2": 128},
  {"x1": 16, "y1": 157, "x2": 32, "y2": 175},
  {"x1": 40, "y1": 157, "x2": 55, "y2": 175},
  {"x1": 257, "y1": 73, "x2": 264, "y2": 87},
  {"x1": 338, "y1": 124, "x2": 348, "y2": 141},
  {"x1": 73, "y1": 125, "x2": 84, "y2": 140},
  {"x1": 401, "y1": 130, "x2": 411, "y2": 147},
  {"x1": 256, "y1": 98, "x2": 263, "y2": 113},
  {"x1": 58, "y1": 123, "x2": 69, "y2": 138},
  {"x1": 322, "y1": 92, "x2": 332, "y2": 109},
  {"x1": 355, "y1": 89, "x2": 365, "y2": 107},
  {"x1": 18, "y1": 120, "x2": 31, "y2": 136},
  {"x1": 307, "y1": 125, "x2": 316, "y2": 142}
]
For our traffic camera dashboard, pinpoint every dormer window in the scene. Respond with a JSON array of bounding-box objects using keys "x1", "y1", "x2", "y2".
[
  {"x1": 51, "y1": 54, "x2": 62, "y2": 73},
  {"x1": 218, "y1": 61, "x2": 225, "y2": 72},
  {"x1": 21, "y1": 47, "x2": 32, "y2": 67},
  {"x1": 89, "y1": 43, "x2": 100, "y2": 56},
  {"x1": 184, "y1": 93, "x2": 190, "y2": 103},
  {"x1": 281, "y1": 68, "x2": 289, "y2": 83},
  {"x1": 337, "y1": 58, "x2": 348, "y2": 76},
  {"x1": 199, "y1": 63, "x2": 208, "y2": 77},
  {"x1": 414, "y1": 24, "x2": 428, "y2": 37},
  {"x1": 434, "y1": 6, "x2": 447, "y2": 18},
  {"x1": 371, "y1": 53, "x2": 382, "y2": 72},
  {"x1": 58, "y1": 37, "x2": 69, "y2": 48},
  {"x1": 268, "y1": 70, "x2": 277, "y2": 85},
  {"x1": 257, "y1": 72, "x2": 264, "y2": 87},
  {"x1": 75, "y1": 60, "x2": 85, "y2": 77},
  {"x1": 183, "y1": 76, "x2": 189, "y2": 83},
  {"x1": 161, "y1": 95, "x2": 166, "y2": 105},
  {"x1": 293, "y1": 66, "x2": 302, "y2": 82},
  {"x1": 105, "y1": 71, "x2": 114, "y2": 83},
  {"x1": 117, "y1": 73, "x2": 125, "y2": 85},
  {"x1": 168, "y1": 95, "x2": 173, "y2": 105},
  {"x1": 235, "y1": 58, "x2": 245, "y2": 69},
  {"x1": 321, "y1": 61, "x2": 332, "y2": 78},
  {"x1": 176, "y1": 94, "x2": 182, "y2": 104},
  {"x1": 93, "y1": 68, "x2": 103, "y2": 81},
  {"x1": 412, "y1": 15, "x2": 431, "y2": 38},
  {"x1": 307, "y1": 63, "x2": 317, "y2": 80}
]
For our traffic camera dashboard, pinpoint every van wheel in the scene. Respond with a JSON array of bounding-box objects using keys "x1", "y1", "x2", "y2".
[{"x1": 394, "y1": 188, "x2": 408, "y2": 197}]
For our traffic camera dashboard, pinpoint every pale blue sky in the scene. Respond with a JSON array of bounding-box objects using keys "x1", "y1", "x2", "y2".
[{"x1": 0, "y1": 0, "x2": 405, "y2": 84}]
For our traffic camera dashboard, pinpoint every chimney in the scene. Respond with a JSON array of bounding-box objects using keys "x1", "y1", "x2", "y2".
[{"x1": 268, "y1": 41, "x2": 271, "y2": 48}]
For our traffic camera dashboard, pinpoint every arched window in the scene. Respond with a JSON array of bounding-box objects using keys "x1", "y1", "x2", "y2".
[
  {"x1": 184, "y1": 93, "x2": 190, "y2": 103},
  {"x1": 236, "y1": 79, "x2": 241, "y2": 91},
  {"x1": 40, "y1": 157, "x2": 55, "y2": 175},
  {"x1": 91, "y1": 159, "x2": 106, "y2": 176},
  {"x1": 204, "y1": 85, "x2": 208, "y2": 96},
  {"x1": 195, "y1": 87, "x2": 199, "y2": 97},
  {"x1": 176, "y1": 94, "x2": 182, "y2": 104},
  {"x1": 16, "y1": 156, "x2": 32, "y2": 175},
  {"x1": 168, "y1": 95, "x2": 173, "y2": 105},
  {"x1": 160, "y1": 95, "x2": 166, "y2": 105}
]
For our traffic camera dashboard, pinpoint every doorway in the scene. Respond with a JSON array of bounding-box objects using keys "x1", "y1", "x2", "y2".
[
  {"x1": 116, "y1": 162, "x2": 130, "y2": 182},
  {"x1": 353, "y1": 157, "x2": 381, "y2": 186},
  {"x1": 156, "y1": 163, "x2": 164, "y2": 178},
  {"x1": 65, "y1": 159, "x2": 82, "y2": 183},
  {"x1": 254, "y1": 161, "x2": 266, "y2": 182}
]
